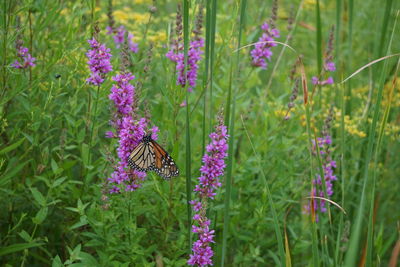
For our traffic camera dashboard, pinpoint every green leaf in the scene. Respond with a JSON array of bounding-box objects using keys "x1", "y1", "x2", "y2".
[
  {"x1": 51, "y1": 158, "x2": 59, "y2": 173},
  {"x1": 53, "y1": 177, "x2": 67, "y2": 188},
  {"x1": 52, "y1": 255, "x2": 63, "y2": 267},
  {"x1": 77, "y1": 128, "x2": 86, "y2": 143},
  {"x1": 0, "y1": 160, "x2": 30, "y2": 187},
  {"x1": 0, "y1": 138, "x2": 25, "y2": 155},
  {"x1": 30, "y1": 187, "x2": 47, "y2": 206},
  {"x1": 33, "y1": 207, "x2": 48, "y2": 224},
  {"x1": 70, "y1": 244, "x2": 82, "y2": 261},
  {"x1": 81, "y1": 143, "x2": 89, "y2": 166},
  {"x1": 70, "y1": 216, "x2": 88, "y2": 230},
  {"x1": 78, "y1": 251, "x2": 99, "y2": 265},
  {"x1": 18, "y1": 230, "x2": 32, "y2": 242},
  {"x1": 0, "y1": 242, "x2": 44, "y2": 256}
]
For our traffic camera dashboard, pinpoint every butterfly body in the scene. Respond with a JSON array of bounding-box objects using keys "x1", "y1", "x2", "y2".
[{"x1": 128, "y1": 135, "x2": 179, "y2": 179}]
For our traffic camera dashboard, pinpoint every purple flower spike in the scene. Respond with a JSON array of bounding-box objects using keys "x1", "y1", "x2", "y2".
[
  {"x1": 107, "y1": 25, "x2": 139, "y2": 53},
  {"x1": 86, "y1": 38, "x2": 112, "y2": 86},
  {"x1": 311, "y1": 27, "x2": 336, "y2": 85},
  {"x1": 188, "y1": 123, "x2": 229, "y2": 266},
  {"x1": 324, "y1": 61, "x2": 336, "y2": 72},
  {"x1": 106, "y1": 71, "x2": 158, "y2": 193},
  {"x1": 166, "y1": 38, "x2": 204, "y2": 91},
  {"x1": 109, "y1": 73, "x2": 135, "y2": 116},
  {"x1": 312, "y1": 76, "x2": 334, "y2": 86},
  {"x1": 166, "y1": 6, "x2": 204, "y2": 92},
  {"x1": 306, "y1": 135, "x2": 338, "y2": 219},
  {"x1": 11, "y1": 46, "x2": 36, "y2": 69},
  {"x1": 251, "y1": 22, "x2": 280, "y2": 69}
]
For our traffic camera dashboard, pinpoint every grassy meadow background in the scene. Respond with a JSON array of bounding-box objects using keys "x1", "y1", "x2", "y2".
[{"x1": 1, "y1": 0, "x2": 400, "y2": 266}]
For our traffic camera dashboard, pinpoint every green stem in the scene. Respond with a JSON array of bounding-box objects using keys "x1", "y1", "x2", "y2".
[
  {"x1": 88, "y1": 85, "x2": 101, "y2": 164},
  {"x1": 208, "y1": 0, "x2": 217, "y2": 132},
  {"x1": 183, "y1": 0, "x2": 192, "y2": 253},
  {"x1": 221, "y1": 1, "x2": 246, "y2": 265}
]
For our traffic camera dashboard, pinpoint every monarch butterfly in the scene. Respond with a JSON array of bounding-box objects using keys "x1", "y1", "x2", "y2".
[{"x1": 128, "y1": 134, "x2": 179, "y2": 179}]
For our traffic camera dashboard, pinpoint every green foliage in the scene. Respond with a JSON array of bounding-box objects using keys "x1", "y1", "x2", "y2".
[{"x1": 1, "y1": 0, "x2": 399, "y2": 266}]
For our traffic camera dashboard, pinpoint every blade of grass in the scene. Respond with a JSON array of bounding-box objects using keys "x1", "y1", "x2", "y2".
[
  {"x1": 183, "y1": 0, "x2": 192, "y2": 253},
  {"x1": 241, "y1": 115, "x2": 286, "y2": 266},
  {"x1": 315, "y1": 0, "x2": 322, "y2": 75},
  {"x1": 1, "y1": 0, "x2": 9, "y2": 102},
  {"x1": 284, "y1": 226, "x2": 292, "y2": 267},
  {"x1": 221, "y1": 1, "x2": 246, "y2": 265},
  {"x1": 376, "y1": 0, "x2": 394, "y2": 58},
  {"x1": 335, "y1": 81, "x2": 346, "y2": 264},
  {"x1": 335, "y1": 0, "x2": 342, "y2": 62},
  {"x1": 344, "y1": 8, "x2": 397, "y2": 267},
  {"x1": 366, "y1": 14, "x2": 399, "y2": 266},
  {"x1": 300, "y1": 59, "x2": 320, "y2": 266},
  {"x1": 315, "y1": 0, "x2": 323, "y2": 107},
  {"x1": 221, "y1": 97, "x2": 235, "y2": 266},
  {"x1": 341, "y1": 53, "x2": 400, "y2": 83},
  {"x1": 345, "y1": 0, "x2": 353, "y2": 115},
  {"x1": 305, "y1": 104, "x2": 321, "y2": 267},
  {"x1": 202, "y1": 0, "x2": 212, "y2": 156},
  {"x1": 208, "y1": 0, "x2": 217, "y2": 132}
]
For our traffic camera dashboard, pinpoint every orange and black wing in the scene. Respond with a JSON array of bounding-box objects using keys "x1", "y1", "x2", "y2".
[
  {"x1": 150, "y1": 140, "x2": 179, "y2": 179},
  {"x1": 128, "y1": 141, "x2": 155, "y2": 172}
]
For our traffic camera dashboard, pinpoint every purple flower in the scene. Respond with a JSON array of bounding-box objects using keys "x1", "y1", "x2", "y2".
[
  {"x1": 106, "y1": 71, "x2": 158, "y2": 193},
  {"x1": 166, "y1": 7, "x2": 204, "y2": 92},
  {"x1": 306, "y1": 135, "x2": 338, "y2": 219},
  {"x1": 311, "y1": 76, "x2": 334, "y2": 86},
  {"x1": 166, "y1": 38, "x2": 204, "y2": 91},
  {"x1": 107, "y1": 25, "x2": 139, "y2": 53},
  {"x1": 311, "y1": 28, "x2": 336, "y2": 85},
  {"x1": 109, "y1": 73, "x2": 135, "y2": 116},
  {"x1": 324, "y1": 61, "x2": 336, "y2": 72},
  {"x1": 11, "y1": 46, "x2": 36, "y2": 69},
  {"x1": 188, "y1": 123, "x2": 229, "y2": 266},
  {"x1": 86, "y1": 38, "x2": 112, "y2": 86},
  {"x1": 250, "y1": 22, "x2": 280, "y2": 69}
]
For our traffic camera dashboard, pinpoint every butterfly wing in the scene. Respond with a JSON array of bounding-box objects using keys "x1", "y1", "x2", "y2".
[
  {"x1": 151, "y1": 140, "x2": 179, "y2": 179},
  {"x1": 128, "y1": 141, "x2": 155, "y2": 172}
]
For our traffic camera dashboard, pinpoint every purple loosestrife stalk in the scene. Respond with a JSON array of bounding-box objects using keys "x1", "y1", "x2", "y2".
[
  {"x1": 188, "y1": 122, "x2": 229, "y2": 266},
  {"x1": 106, "y1": 73, "x2": 159, "y2": 193},
  {"x1": 166, "y1": 5, "x2": 204, "y2": 92},
  {"x1": 11, "y1": 42, "x2": 36, "y2": 69},
  {"x1": 86, "y1": 38, "x2": 113, "y2": 86},
  {"x1": 306, "y1": 110, "x2": 337, "y2": 220},
  {"x1": 312, "y1": 26, "x2": 336, "y2": 85},
  {"x1": 309, "y1": 135, "x2": 337, "y2": 215},
  {"x1": 106, "y1": 25, "x2": 139, "y2": 53},
  {"x1": 250, "y1": 22, "x2": 280, "y2": 69}
]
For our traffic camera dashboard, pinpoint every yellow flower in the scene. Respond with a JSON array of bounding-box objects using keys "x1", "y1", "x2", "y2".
[
  {"x1": 347, "y1": 126, "x2": 366, "y2": 138},
  {"x1": 334, "y1": 109, "x2": 367, "y2": 138},
  {"x1": 148, "y1": 31, "x2": 167, "y2": 43},
  {"x1": 278, "y1": 7, "x2": 288, "y2": 19},
  {"x1": 304, "y1": 0, "x2": 325, "y2": 9},
  {"x1": 274, "y1": 109, "x2": 287, "y2": 118},
  {"x1": 384, "y1": 123, "x2": 400, "y2": 140},
  {"x1": 60, "y1": 8, "x2": 69, "y2": 16},
  {"x1": 113, "y1": 10, "x2": 129, "y2": 24},
  {"x1": 131, "y1": 12, "x2": 150, "y2": 24},
  {"x1": 132, "y1": 0, "x2": 152, "y2": 4}
]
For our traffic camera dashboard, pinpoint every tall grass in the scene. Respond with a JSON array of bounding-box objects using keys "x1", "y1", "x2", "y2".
[
  {"x1": 183, "y1": 0, "x2": 192, "y2": 252},
  {"x1": 345, "y1": 8, "x2": 398, "y2": 266},
  {"x1": 220, "y1": 0, "x2": 248, "y2": 265}
]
